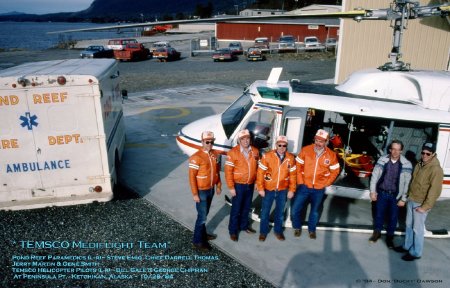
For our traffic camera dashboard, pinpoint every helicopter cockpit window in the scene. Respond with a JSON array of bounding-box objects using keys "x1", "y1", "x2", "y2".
[
  {"x1": 242, "y1": 109, "x2": 277, "y2": 151},
  {"x1": 257, "y1": 86, "x2": 289, "y2": 101},
  {"x1": 221, "y1": 92, "x2": 254, "y2": 138}
]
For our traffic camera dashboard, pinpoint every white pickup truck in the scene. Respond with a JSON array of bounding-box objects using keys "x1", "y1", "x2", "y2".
[
  {"x1": 0, "y1": 59, "x2": 126, "y2": 210},
  {"x1": 303, "y1": 36, "x2": 325, "y2": 51}
]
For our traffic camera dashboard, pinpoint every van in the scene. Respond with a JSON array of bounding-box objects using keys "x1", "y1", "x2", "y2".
[
  {"x1": 107, "y1": 38, "x2": 138, "y2": 50},
  {"x1": 0, "y1": 59, "x2": 126, "y2": 210},
  {"x1": 228, "y1": 42, "x2": 243, "y2": 55},
  {"x1": 278, "y1": 35, "x2": 296, "y2": 52}
]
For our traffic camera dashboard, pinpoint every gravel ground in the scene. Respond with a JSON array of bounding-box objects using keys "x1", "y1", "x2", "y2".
[
  {"x1": 0, "y1": 193, "x2": 274, "y2": 288},
  {"x1": 0, "y1": 47, "x2": 336, "y2": 288}
]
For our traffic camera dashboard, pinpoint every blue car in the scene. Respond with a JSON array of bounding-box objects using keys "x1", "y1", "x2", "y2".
[{"x1": 80, "y1": 46, "x2": 114, "y2": 59}]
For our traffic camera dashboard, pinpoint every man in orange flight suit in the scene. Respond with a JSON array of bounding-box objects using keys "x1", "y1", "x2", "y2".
[
  {"x1": 290, "y1": 129, "x2": 340, "y2": 239},
  {"x1": 225, "y1": 129, "x2": 259, "y2": 242},
  {"x1": 257, "y1": 135, "x2": 296, "y2": 242},
  {"x1": 188, "y1": 131, "x2": 222, "y2": 252}
]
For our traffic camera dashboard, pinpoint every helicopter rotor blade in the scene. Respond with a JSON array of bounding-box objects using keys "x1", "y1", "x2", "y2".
[
  {"x1": 46, "y1": 2, "x2": 450, "y2": 34},
  {"x1": 47, "y1": 10, "x2": 369, "y2": 34}
]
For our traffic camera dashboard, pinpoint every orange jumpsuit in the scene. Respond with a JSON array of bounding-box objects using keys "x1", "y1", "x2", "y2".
[
  {"x1": 257, "y1": 150, "x2": 296, "y2": 192},
  {"x1": 296, "y1": 144, "x2": 340, "y2": 189},
  {"x1": 189, "y1": 149, "x2": 221, "y2": 196},
  {"x1": 224, "y1": 145, "x2": 259, "y2": 188}
]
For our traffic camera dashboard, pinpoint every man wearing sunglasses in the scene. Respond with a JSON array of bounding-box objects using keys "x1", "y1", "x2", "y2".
[
  {"x1": 394, "y1": 142, "x2": 443, "y2": 261},
  {"x1": 225, "y1": 129, "x2": 259, "y2": 242},
  {"x1": 291, "y1": 129, "x2": 340, "y2": 239},
  {"x1": 257, "y1": 135, "x2": 296, "y2": 242},
  {"x1": 188, "y1": 131, "x2": 222, "y2": 252}
]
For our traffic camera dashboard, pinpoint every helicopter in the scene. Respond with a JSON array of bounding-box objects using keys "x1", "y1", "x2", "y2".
[{"x1": 174, "y1": 2, "x2": 449, "y2": 237}]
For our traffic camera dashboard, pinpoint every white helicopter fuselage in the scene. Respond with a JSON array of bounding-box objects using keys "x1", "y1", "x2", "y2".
[{"x1": 177, "y1": 68, "x2": 450, "y2": 200}]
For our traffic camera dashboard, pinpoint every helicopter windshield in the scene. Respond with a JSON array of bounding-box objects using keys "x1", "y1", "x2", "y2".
[{"x1": 221, "y1": 92, "x2": 254, "y2": 138}]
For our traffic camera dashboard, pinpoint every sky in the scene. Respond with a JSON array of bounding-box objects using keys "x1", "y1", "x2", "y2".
[{"x1": 0, "y1": 0, "x2": 93, "y2": 15}]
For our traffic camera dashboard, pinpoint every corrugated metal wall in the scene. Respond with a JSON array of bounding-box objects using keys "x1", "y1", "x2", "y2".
[
  {"x1": 216, "y1": 22, "x2": 338, "y2": 43},
  {"x1": 336, "y1": 0, "x2": 450, "y2": 83}
]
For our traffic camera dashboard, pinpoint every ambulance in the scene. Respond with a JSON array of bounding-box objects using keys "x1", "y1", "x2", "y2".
[{"x1": 0, "y1": 59, "x2": 126, "y2": 210}]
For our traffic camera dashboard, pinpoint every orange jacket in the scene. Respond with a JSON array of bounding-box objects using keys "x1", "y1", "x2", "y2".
[
  {"x1": 225, "y1": 145, "x2": 259, "y2": 188},
  {"x1": 296, "y1": 144, "x2": 340, "y2": 189},
  {"x1": 257, "y1": 150, "x2": 296, "y2": 192},
  {"x1": 189, "y1": 149, "x2": 222, "y2": 196}
]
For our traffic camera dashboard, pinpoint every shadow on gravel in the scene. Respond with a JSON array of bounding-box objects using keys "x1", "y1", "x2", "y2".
[{"x1": 112, "y1": 183, "x2": 141, "y2": 201}]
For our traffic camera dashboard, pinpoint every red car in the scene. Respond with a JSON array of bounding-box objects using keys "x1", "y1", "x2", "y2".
[
  {"x1": 212, "y1": 48, "x2": 238, "y2": 62},
  {"x1": 246, "y1": 47, "x2": 266, "y2": 61}
]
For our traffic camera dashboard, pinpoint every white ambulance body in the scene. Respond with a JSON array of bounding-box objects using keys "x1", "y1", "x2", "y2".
[{"x1": 0, "y1": 59, "x2": 126, "y2": 210}]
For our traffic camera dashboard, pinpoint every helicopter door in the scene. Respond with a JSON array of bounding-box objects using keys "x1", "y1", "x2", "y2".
[
  {"x1": 283, "y1": 108, "x2": 308, "y2": 154},
  {"x1": 438, "y1": 124, "x2": 450, "y2": 182}
]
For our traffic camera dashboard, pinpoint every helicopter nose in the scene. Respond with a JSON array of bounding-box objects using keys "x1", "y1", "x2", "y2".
[{"x1": 176, "y1": 114, "x2": 228, "y2": 156}]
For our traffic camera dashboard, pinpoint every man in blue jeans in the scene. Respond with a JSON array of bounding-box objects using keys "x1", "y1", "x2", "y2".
[
  {"x1": 291, "y1": 129, "x2": 340, "y2": 239},
  {"x1": 394, "y1": 142, "x2": 443, "y2": 261},
  {"x1": 256, "y1": 136, "x2": 296, "y2": 242},
  {"x1": 225, "y1": 129, "x2": 259, "y2": 242},
  {"x1": 368, "y1": 140, "x2": 412, "y2": 248},
  {"x1": 188, "y1": 131, "x2": 222, "y2": 252}
]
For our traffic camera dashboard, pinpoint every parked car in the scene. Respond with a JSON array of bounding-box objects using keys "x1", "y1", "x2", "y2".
[
  {"x1": 107, "y1": 38, "x2": 138, "y2": 50},
  {"x1": 304, "y1": 36, "x2": 325, "y2": 51},
  {"x1": 80, "y1": 46, "x2": 114, "y2": 59},
  {"x1": 151, "y1": 41, "x2": 171, "y2": 53},
  {"x1": 246, "y1": 47, "x2": 266, "y2": 61},
  {"x1": 325, "y1": 38, "x2": 338, "y2": 50},
  {"x1": 228, "y1": 42, "x2": 244, "y2": 55},
  {"x1": 212, "y1": 48, "x2": 238, "y2": 62},
  {"x1": 254, "y1": 37, "x2": 270, "y2": 51},
  {"x1": 278, "y1": 35, "x2": 296, "y2": 52},
  {"x1": 153, "y1": 47, "x2": 181, "y2": 62}
]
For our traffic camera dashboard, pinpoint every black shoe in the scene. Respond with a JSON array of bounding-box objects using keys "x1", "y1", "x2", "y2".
[
  {"x1": 402, "y1": 253, "x2": 421, "y2": 261},
  {"x1": 192, "y1": 243, "x2": 212, "y2": 252},
  {"x1": 207, "y1": 233, "x2": 217, "y2": 241},
  {"x1": 309, "y1": 232, "x2": 316, "y2": 239},
  {"x1": 294, "y1": 229, "x2": 302, "y2": 237},
  {"x1": 393, "y1": 246, "x2": 408, "y2": 253},
  {"x1": 369, "y1": 231, "x2": 381, "y2": 243},
  {"x1": 245, "y1": 227, "x2": 256, "y2": 234},
  {"x1": 386, "y1": 235, "x2": 394, "y2": 249}
]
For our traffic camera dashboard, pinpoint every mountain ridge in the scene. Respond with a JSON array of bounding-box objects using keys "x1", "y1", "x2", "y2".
[{"x1": 0, "y1": 0, "x2": 341, "y2": 22}]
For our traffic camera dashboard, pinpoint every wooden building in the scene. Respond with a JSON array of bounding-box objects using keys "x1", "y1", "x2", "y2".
[
  {"x1": 336, "y1": 0, "x2": 450, "y2": 83},
  {"x1": 216, "y1": 18, "x2": 339, "y2": 43}
]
